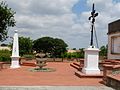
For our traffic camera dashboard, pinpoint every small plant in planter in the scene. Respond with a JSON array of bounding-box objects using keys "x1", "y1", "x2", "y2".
[{"x1": 23, "y1": 54, "x2": 35, "y2": 60}]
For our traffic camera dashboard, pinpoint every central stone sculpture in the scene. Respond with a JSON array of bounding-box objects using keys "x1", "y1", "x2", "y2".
[
  {"x1": 36, "y1": 53, "x2": 47, "y2": 69},
  {"x1": 29, "y1": 53, "x2": 55, "y2": 72}
]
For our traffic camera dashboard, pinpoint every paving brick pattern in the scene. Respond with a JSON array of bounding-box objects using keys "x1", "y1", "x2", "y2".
[{"x1": 0, "y1": 62, "x2": 112, "y2": 86}]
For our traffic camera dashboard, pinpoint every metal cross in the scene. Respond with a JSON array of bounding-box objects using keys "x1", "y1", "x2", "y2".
[{"x1": 88, "y1": 3, "x2": 98, "y2": 47}]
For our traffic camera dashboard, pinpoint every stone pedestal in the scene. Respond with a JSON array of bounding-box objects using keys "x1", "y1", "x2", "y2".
[
  {"x1": 10, "y1": 56, "x2": 20, "y2": 68},
  {"x1": 82, "y1": 46, "x2": 100, "y2": 74},
  {"x1": 10, "y1": 30, "x2": 20, "y2": 68}
]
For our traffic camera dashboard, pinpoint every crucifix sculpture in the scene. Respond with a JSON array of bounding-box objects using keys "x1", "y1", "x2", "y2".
[{"x1": 88, "y1": 3, "x2": 98, "y2": 47}]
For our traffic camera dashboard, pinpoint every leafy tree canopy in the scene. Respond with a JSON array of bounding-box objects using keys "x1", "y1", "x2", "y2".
[
  {"x1": 99, "y1": 45, "x2": 108, "y2": 57},
  {"x1": 0, "y1": 43, "x2": 8, "y2": 46},
  {"x1": 33, "y1": 37, "x2": 68, "y2": 58},
  {"x1": 19, "y1": 37, "x2": 33, "y2": 56},
  {"x1": 72, "y1": 48, "x2": 76, "y2": 50},
  {"x1": 0, "y1": 1, "x2": 16, "y2": 41}
]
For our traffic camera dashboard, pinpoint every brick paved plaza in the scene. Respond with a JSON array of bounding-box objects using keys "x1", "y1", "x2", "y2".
[{"x1": 0, "y1": 61, "x2": 104, "y2": 86}]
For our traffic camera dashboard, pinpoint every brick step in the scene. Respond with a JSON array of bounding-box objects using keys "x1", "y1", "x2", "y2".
[
  {"x1": 70, "y1": 63, "x2": 79, "y2": 70},
  {"x1": 21, "y1": 62, "x2": 36, "y2": 67},
  {"x1": 73, "y1": 62, "x2": 80, "y2": 67},
  {"x1": 75, "y1": 71, "x2": 103, "y2": 78},
  {"x1": 70, "y1": 63, "x2": 82, "y2": 71}
]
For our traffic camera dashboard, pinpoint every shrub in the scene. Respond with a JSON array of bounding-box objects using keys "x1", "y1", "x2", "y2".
[
  {"x1": 61, "y1": 52, "x2": 84, "y2": 59},
  {"x1": 0, "y1": 50, "x2": 11, "y2": 62},
  {"x1": 22, "y1": 54, "x2": 35, "y2": 59}
]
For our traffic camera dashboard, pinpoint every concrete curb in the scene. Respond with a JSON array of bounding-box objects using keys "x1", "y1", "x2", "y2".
[{"x1": 0, "y1": 86, "x2": 114, "y2": 90}]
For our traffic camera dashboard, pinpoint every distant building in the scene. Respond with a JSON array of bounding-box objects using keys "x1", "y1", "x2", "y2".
[
  {"x1": 67, "y1": 49, "x2": 80, "y2": 53},
  {"x1": 0, "y1": 46, "x2": 11, "y2": 51},
  {"x1": 108, "y1": 19, "x2": 120, "y2": 60}
]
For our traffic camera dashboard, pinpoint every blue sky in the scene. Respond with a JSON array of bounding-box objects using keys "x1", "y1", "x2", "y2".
[
  {"x1": 72, "y1": 0, "x2": 89, "y2": 14},
  {"x1": 73, "y1": 0, "x2": 120, "y2": 15},
  {"x1": 114, "y1": 0, "x2": 120, "y2": 3},
  {"x1": 3, "y1": 0, "x2": 120, "y2": 49}
]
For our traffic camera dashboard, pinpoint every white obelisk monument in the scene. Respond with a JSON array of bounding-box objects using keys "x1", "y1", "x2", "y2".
[{"x1": 10, "y1": 30, "x2": 20, "y2": 68}]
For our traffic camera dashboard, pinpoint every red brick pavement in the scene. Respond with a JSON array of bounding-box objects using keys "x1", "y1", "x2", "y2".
[{"x1": 0, "y1": 62, "x2": 104, "y2": 86}]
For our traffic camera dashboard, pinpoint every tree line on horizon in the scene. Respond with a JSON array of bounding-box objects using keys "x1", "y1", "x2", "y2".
[
  {"x1": 7, "y1": 36, "x2": 107, "y2": 59},
  {"x1": 0, "y1": 35, "x2": 108, "y2": 63}
]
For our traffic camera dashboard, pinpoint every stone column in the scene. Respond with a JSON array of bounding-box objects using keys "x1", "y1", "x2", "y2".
[
  {"x1": 82, "y1": 47, "x2": 100, "y2": 74},
  {"x1": 10, "y1": 30, "x2": 20, "y2": 68}
]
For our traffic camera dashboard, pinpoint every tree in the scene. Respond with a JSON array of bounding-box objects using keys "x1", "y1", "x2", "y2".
[
  {"x1": 19, "y1": 37, "x2": 33, "y2": 56},
  {"x1": 99, "y1": 45, "x2": 107, "y2": 58},
  {"x1": 0, "y1": 43, "x2": 8, "y2": 46},
  {"x1": 72, "y1": 48, "x2": 76, "y2": 50},
  {"x1": 79, "y1": 48, "x2": 84, "y2": 58},
  {"x1": 0, "y1": 1, "x2": 16, "y2": 41},
  {"x1": 51, "y1": 38, "x2": 68, "y2": 58},
  {"x1": 33, "y1": 37, "x2": 68, "y2": 58},
  {"x1": 33, "y1": 37, "x2": 54, "y2": 53}
]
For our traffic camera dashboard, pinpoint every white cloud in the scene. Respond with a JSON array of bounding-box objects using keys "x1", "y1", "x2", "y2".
[
  {"x1": 4, "y1": 0, "x2": 120, "y2": 48},
  {"x1": 28, "y1": 0, "x2": 73, "y2": 15}
]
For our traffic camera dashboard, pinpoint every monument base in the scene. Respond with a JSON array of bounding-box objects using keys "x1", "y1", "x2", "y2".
[
  {"x1": 10, "y1": 56, "x2": 20, "y2": 68},
  {"x1": 82, "y1": 68, "x2": 100, "y2": 75},
  {"x1": 82, "y1": 46, "x2": 100, "y2": 75}
]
